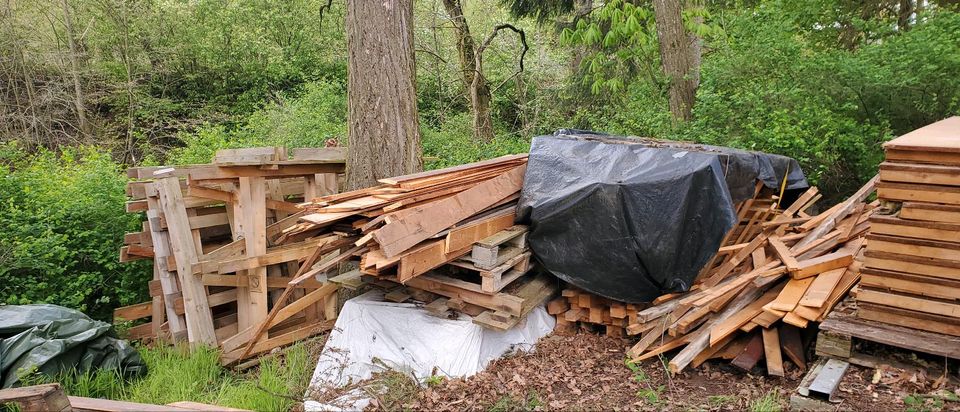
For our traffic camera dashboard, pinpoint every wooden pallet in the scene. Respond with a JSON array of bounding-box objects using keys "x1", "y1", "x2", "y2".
[
  {"x1": 448, "y1": 249, "x2": 532, "y2": 293},
  {"x1": 817, "y1": 299, "x2": 960, "y2": 365}
]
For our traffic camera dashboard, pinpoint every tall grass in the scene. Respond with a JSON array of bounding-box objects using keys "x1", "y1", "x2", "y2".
[{"x1": 47, "y1": 342, "x2": 318, "y2": 411}]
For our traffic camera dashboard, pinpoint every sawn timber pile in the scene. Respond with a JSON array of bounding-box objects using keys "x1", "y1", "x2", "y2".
[
  {"x1": 287, "y1": 154, "x2": 557, "y2": 330},
  {"x1": 619, "y1": 179, "x2": 878, "y2": 376}
]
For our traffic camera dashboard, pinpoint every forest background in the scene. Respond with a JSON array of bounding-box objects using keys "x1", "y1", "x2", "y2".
[{"x1": 1, "y1": 0, "x2": 958, "y2": 320}]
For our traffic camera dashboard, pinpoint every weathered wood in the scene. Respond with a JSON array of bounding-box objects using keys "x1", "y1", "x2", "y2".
[
  {"x1": 0, "y1": 383, "x2": 72, "y2": 412},
  {"x1": 155, "y1": 177, "x2": 216, "y2": 345},
  {"x1": 762, "y1": 327, "x2": 784, "y2": 376},
  {"x1": 372, "y1": 164, "x2": 525, "y2": 258}
]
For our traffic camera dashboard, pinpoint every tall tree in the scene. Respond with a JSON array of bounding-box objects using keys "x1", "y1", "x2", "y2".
[
  {"x1": 59, "y1": 0, "x2": 90, "y2": 137},
  {"x1": 652, "y1": 0, "x2": 700, "y2": 121},
  {"x1": 442, "y1": 0, "x2": 494, "y2": 142},
  {"x1": 344, "y1": 0, "x2": 423, "y2": 190}
]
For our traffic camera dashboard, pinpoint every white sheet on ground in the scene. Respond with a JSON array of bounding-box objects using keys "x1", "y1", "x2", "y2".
[{"x1": 303, "y1": 290, "x2": 554, "y2": 411}]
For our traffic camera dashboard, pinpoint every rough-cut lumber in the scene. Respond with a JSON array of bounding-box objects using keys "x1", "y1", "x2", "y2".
[{"x1": 373, "y1": 164, "x2": 526, "y2": 257}]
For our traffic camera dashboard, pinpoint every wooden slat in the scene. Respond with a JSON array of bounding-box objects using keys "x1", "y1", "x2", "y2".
[{"x1": 372, "y1": 165, "x2": 525, "y2": 258}]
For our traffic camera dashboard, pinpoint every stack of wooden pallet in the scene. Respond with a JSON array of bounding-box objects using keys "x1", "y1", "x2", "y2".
[
  {"x1": 116, "y1": 147, "x2": 349, "y2": 365},
  {"x1": 287, "y1": 154, "x2": 556, "y2": 329},
  {"x1": 855, "y1": 116, "x2": 960, "y2": 336},
  {"x1": 621, "y1": 180, "x2": 877, "y2": 376}
]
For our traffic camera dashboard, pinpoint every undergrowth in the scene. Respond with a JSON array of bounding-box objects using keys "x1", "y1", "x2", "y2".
[{"x1": 30, "y1": 341, "x2": 320, "y2": 411}]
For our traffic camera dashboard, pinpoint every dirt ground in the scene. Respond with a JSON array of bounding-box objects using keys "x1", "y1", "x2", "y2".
[{"x1": 393, "y1": 334, "x2": 960, "y2": 411}]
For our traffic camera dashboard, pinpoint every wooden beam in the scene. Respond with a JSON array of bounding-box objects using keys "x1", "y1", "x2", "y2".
[{"x1": 155, "y1": 177, "x2": 216, "y2": 345}]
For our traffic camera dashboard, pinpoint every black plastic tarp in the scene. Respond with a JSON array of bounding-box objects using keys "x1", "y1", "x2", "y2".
[
  {"x1": 0, "y1": 304, "x2": 147, "y2": 388},
  {"x1": 517, "y1": 131, "x2": 808, "y2": 303}
]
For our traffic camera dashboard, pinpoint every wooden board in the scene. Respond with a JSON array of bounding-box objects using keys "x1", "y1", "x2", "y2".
[
  {"x1": 882, "y1": 116, "x2": 960, "y2": 153},
  {"x1": 790, "y1": 251, "x2": 854, "y2": 279},
  {"x1": 762, "y1": 327, "x2": 785, "y2": 377},
  {"x1": 821, "y1": 305, "x2": 960, "y2": 359},
  {"x1": 766, "y1": 277, "x2": 815, "y2": 313},
  {"x1": 798, "y1": 268, "x2": 845, "y2": 308},
  {"x1": 858, "y1": 303, "x2": 960, "y2": 337},
  {"x1": 866, "y1": 233, "x2": 960, "y2": 262},
  {"x1": 864, "y1": 250, "x2": 960, "y2": 280},
  {"x1": 877, "y1": 181, "x2": 960, "y2": 205},
  {"x1": 155, "y1": 177, "x2": 217, "y2": 345},
  {"x1": 854, "y1": 287, "x2": 960, "y2": 318},
  {"x1": 860, "y1": 267, "x2": 960, "y2": 301},
  {"x1": 373, "y1": 165, "x2": 525, "y2": 257},
  {"x1": 899, "y1": 202, "x2": 960, "y2": 224},
  {"x1": 444, "y1": 211, "x2": 516, "y2": 253},
  {"x1": 378, "y1": 154, "x2": 527, "y2": 185},
  {"x1": 879, "y1": 161, "x2": 960, "y2": 186},
  {"x1": 869, "y1": 215, "x2": 960, "y2": 243}
]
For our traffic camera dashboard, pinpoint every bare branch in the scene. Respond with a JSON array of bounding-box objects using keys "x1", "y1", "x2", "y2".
[{"x1": 474, "y1": 23, "x2": 528, "y2": 93}]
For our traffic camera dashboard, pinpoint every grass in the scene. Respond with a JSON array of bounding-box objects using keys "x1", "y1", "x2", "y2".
[
  {"x1": 487, "y1": 390, "x2": 542, "y2": 412},
  {"x1": 749, "y1": 389, "x2": 784, "y2": 412},
  {"x1": 25, "y1": 340, "x2": 321, "y2": 411},
  {"x1": 708, "y1": 394, "x2": 736, "y2": 407}
]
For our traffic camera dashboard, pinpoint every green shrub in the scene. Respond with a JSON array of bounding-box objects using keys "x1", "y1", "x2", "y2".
[{"x1": 0, "y1": 142, "x2": 149, "y2": 320}]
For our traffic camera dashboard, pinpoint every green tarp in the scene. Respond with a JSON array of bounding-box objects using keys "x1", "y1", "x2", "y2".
[{"x1": 0, "y1": 304, "x2": 147, "y2": 388}]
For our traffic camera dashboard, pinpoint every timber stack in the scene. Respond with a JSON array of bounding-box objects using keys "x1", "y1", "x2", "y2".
[
  {"x1": 287, "y1": 154, "x2": 557, "y2": 331},
  {"x1": 854, "y1": 116, "x2": 960, "y2": 336},
  {"x1": 117, "y1": 147, "x2": 348, "y2": 365},
  {"x1": 619, "y1": 180, "x2": 878, "y2": 376}
]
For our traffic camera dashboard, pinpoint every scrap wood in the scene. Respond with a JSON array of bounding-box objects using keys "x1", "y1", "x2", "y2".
[{"x1": 618, "y1": 179, "x2": 876, "y2": 376}]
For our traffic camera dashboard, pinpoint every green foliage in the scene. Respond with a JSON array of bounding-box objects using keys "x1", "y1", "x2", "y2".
[
  {"x1": 165, "y1": 80, "x2": 347, "y2": 164},
  {"x1": 421, "y1": 114, "x2": 531, "y2": 170},
  {"x1": 46, "y1": 343, "x2": 317, "y2": 411},
  {"x1": 0, "y1": 142, "x2": 149, "y2": 320}
]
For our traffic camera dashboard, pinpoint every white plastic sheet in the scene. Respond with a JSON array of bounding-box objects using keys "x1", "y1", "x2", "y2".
[{"x1": 304, "y1": 290, "x2": 554, "y2": 411}]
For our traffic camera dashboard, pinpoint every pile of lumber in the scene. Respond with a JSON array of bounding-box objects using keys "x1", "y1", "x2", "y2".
[
  {"x1": 549, "y1": 288, "x2": 642, "y2": 337},
  {"x1": 547, "y1": 182, "x2": 809, "y2": 338},
  {"x1": 117, "y1": 147, "x2": 348, "y2": 365},
  {"x1": 622, "y1": 180, "x2": 878, "y2": 376},
  {"x1": 855, "y1": 116, "x2": 960, "y2": 336},
  {"x1": 288, "y1": 154, "x2": 556, "y2": 329}
]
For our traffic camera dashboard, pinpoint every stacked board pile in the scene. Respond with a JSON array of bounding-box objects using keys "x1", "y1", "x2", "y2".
[
  {"x1": 855, "y1": 116, "x2": 960, "y2": 336},
  {"x1": 620, "y1": 180, "x2": 878, "y2": 376},
  {"x1": 287, "y1": 154, "x2": 557, "y2": 330},
  {"x1": 117, "y1": 147, "x2": 349, "y2": 365}
]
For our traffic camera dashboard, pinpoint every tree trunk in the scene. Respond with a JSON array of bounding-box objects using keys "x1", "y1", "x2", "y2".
[
  {"x1": 345, "y1": 0, "x2": 423, "y2": 190},
  {"x1": 59, "y1": 0, "x2": 89, "y2": 137},
  {"x1": 652, "y1": 0, "x2": 699, "y2": 122},
  {"x1": 898, "y1": 0, "x2": 913, "y2": 31},
  {"x1": 441, "y1": 0, "x2": 494, "y2": 142}
]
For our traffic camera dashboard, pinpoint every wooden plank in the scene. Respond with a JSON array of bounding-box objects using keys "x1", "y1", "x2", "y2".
[
  {"x1": 794, "y1": 266, "x2": 860, "y2": 322},
  {"x1": 866, "y1": 233, "x2": 960, "y2": 262},
  {"x1": 885, "y1": 148, "x2": 960, "y2": 166},
  {"x1": 404, "y1": 272, "x2": 524, "y2": 315},
  {"x1": 877, "y1": 181, "x2": 960, "y2": 205},
  {"x1": 798, "y1": 268, "x2": 845, "y2": 308},
  {"x1": 709, "y1": 285, "x2": 782, "y2": 347},
  {"x1": 858, "y1": 303, "x2": 960, "y2": 337},
  {"x1": 166, "y1": 401, "x2": 250, "y2": 412},
  {"x1": 779, "y1": 324, "x2": 806, "y2": 370},
  {"x1": 113, "y1": 302, "x2": 153, "y2": 322},
  {"x1": 794, "y1": 175, "x2": 876, "y2": 249},
  {"x1": 155, "y1": 177, "x2": 216, "y2": 345},
  {"x1": 880, "y1": 161, "x2": 960, "y2": 186},
  {"x1": 900, "y1": 202, "x2": 960, "y2": 224},
  {"x1": 864, "y1": 250, "x2": 960, "y2": 280},
  {"x1": 790, "y1": 251, "x2": 854, "y2": 279},
  {"x1": 0, "y1": 383, "x2": 72, "y2": 412},
  {"x1": 860, "y1": 267, "x2": 960, "y2": 300},
  {"x1": 220, "y1": 320, "x2": 335, "y2": 365},
  {"x1": 765, "y1": 277, "x2": 814, "y2": 313},
  {"x1": 768, "y1": 236, "x2": 800, "y2": 270},
  {"x1": 237, "y1": 176, "x2": 268, "y2": 331},
  {"x1": 869, "y1": 215, "x2": 960, "y2": 243},
  {"x1": 397, "y1": 240, "x2": 470, "y2": 283},
  {"x1": 378, "y1": 154, "x2": 527, "y2": 185},
  {"x1": 373, "y1": 165, "x2": 525, "y2": 258},
  {"x1": 444, "y1": 211, "x2": 516, "y2": 253},
  {"x1": 730, "y1": 332, "x2": 764, "y2": 371},
  {"x1": 854, "y1": 287, "x2": 960, "y2": 318},
  {"x1": 882, "y1": 116, "x2": 960, "y2": 153},
  {"x1": 68, "y1": 396, "x2": 197, "y2": 412},
  {"x1": 820, "y1": 307, "x2": 960, "y2": 359}
]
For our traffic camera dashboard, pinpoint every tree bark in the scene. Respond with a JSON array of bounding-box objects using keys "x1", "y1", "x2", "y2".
[
  {"x1": 898, "y1": 0, "x2": 913, "y2": 31},
  {"x1": 59, "y1": 0, "x2": 89, "y2": 137},
  {"x1": 345, "y1": 0, "x2": 423, "y2": 190},
  {"x1": 441, "y1": 0, "x2": 494, "y2": 142},
  {"x1": 652, "y1": 0, "x2": 699, "y2": 122}
]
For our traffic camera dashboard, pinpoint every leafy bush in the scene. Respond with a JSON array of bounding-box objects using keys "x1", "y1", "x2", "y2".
[
  {"x1": 0, "y1": 143, "x2": 148, "y2": 320},
  {"x1": 164, "y1": 80, "x2": 348, "y2": 165}
]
